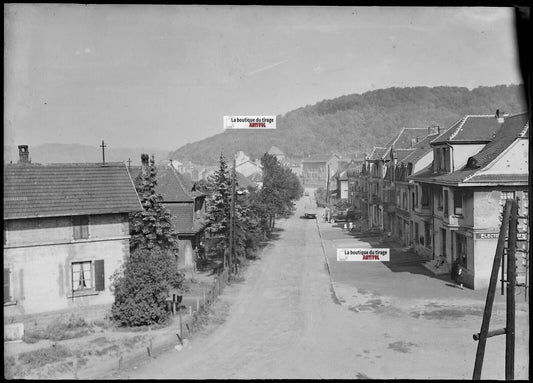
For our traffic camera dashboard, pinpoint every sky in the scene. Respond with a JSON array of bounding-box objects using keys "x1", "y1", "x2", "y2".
[{"x1": 4, "y1": 5, "x2": 524, "y2": 151}]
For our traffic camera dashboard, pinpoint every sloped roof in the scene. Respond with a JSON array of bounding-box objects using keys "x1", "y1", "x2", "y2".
[
  {"x1": 384, "y1": 128, "x2": 433, "y2": 150},
  {"x1": 465, "y1": 113, "x2": 528, "y2": 170},
  {"x1": 431, "y1": 115, "x2": 503, "y2": 144},
  {"x1": 155, "y1": 166, "x2": 194, "y2": 202},
  {"x1": 4, "y1": 162, "x2": 141, "y2": 219},
  {"x1": 268, "y1": 146, "x2": 284, "y2": 155},
  {"x1": 409, "y1": 113, "x2": 529, "y2": 186},
  {"x1": 302, "y1": 154, "x2": 339, "y2": 163},
  {"x1": 165, "y1": 203, "x2": 195, "y2": 234},
  {"x1": 367, "y1": 147, "x2": 388, "y2": 161},
  {"x1": 236, "y1": 171, "x2": 258, "y2": 189},
  {"x1": 400, "y1": 132, "x2": 441, "y2": 165},
  {"x1": 392, "y1": 148, "x2": 416, "y2": 162}
]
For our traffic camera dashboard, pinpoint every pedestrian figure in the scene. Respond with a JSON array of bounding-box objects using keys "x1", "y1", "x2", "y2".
[
  {"x1": 349, "y1": 222, "x2": 353, "y2": 231},
  {"x1": 344, "y1": 223, "x2": 348, "y2": 231},
  {"x1": 457, "y1": 264, "x2": 464, "y2": 289}
]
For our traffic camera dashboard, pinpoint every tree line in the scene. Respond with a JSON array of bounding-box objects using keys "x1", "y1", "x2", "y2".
[
  {"x1": 169, "y1": 84, "x2": 526, "y2": 164},
  {"x1": 110, "y1": 152, "x2": 302, "y2": 327}
]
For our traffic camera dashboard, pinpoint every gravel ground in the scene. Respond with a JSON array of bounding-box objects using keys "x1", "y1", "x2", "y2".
[{"x1": 104, "y1": 198, "x2": 529, "y2": 380}]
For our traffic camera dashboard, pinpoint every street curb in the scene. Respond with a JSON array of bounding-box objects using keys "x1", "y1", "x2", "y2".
[{"x1": 315, "y1": 217, "x2": 342, "y2": 305}]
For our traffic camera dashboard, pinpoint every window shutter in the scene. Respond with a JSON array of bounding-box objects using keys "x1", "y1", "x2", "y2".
[
  {"x1": 94, "y1": 260, "x2": 105, "y2": 291},
  {"x1": 4, "y1": 268, "x2": 10, "y2": 303}
]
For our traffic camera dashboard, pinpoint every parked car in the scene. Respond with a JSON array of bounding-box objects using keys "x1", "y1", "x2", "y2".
[{"x1": 330, "y1": 208, "x2": 362, "y2": 223}]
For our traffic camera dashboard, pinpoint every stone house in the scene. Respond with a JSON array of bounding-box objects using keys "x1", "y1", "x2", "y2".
[{"x1": 3, "y1": 148, "x2": 141, "y2": 324}]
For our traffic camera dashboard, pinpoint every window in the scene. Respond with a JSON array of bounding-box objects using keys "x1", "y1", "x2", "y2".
[
  {"x1": 421, "y1": 186, "x2": 430, "y2": 207},
  {"x1": 414, "y1": 222, "x2": 419, "y2": 244},
  {"x1": 73, "y1": 215, "x2": 89, "y2": 240},
  {"x1": 402, "y1": 191, "x2": 408, "y2": 210},
  {"x1": 500, "y1": 191, "x2": 515, "y2": 202},
  {"x1": 453, "y1": 190, "x2": 463, "y2": 215},
  {"x1": 443, "y1": 190, "x2": 449, "y2": 216},
  {"x1": 71, "y1": 260, "x2": 105, "y2": 294},
  {"x1": 72, "y1": 261, "x2": 93, "y2": 291},
  {"x1": 437, "y1": 187, "x2": 443, "y2": 210},
  {"x1": 424, "y1": 221, "x2": 432, "y2": 248},
  {"x1": 4, "y1": 268, "x2": 11, "y2": 303},
  {"x1": 434, "y1": 148, "x2": 441, "y2": 171}
]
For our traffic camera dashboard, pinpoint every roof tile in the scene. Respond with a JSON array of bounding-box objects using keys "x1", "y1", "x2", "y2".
[{"x1": 3, "y1": 162, "x2": 141, "y2": 219}]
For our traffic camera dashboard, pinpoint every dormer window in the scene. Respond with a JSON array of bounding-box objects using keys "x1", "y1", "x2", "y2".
[{"x1": 434, "y1": 147, "x2": 450, "y2": 172}]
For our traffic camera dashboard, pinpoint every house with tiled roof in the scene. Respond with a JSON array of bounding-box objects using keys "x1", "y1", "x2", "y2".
[
  {"x1": 3, "y1": 146, "x2": 142, "y2": 324},
  {"x1": 383, "y1": 132, "x2": 442, "y2": 246},
  {"x1": 409, "y1": 112, "x2": 529, "y2": 289},
  {"x1": 267, "y1": 146, "x2": 286, "y2": 163},
  {"x1": 151, "y1": 165, "x2": 208, "y2": 269},
  {"x1": 301, "y1": 153, "x2": 341, "y2": 189},
  {"x1": 362, "y1": 126, "x2": 440, "y2": 230}
]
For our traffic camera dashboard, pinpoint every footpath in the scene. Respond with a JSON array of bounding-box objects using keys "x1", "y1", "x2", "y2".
[
  {"x1": 314, "y1": 212, "x2": 530, "y2": 379},
  {"x1": 4, "y1": 267, "x2": 232, "y2": 380}
]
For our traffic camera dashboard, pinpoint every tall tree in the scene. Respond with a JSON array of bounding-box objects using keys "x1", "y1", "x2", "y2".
[
  {"x1": 204, "y1": 154, "x2": 233, "y2": 257},
  {"x1": 129, "y1": 154, "x2": 179, "y2": 254},
  {"x1": 111, "y1": 154, "x2": 183, "y2": 327}
]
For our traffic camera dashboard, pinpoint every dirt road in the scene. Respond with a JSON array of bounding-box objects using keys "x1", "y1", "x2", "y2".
[{"x1": 113, "y1": 198, "x2": 528, "y2": 379}]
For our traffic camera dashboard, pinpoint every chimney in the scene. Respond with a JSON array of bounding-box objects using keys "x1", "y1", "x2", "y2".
[
  {"x1": 495, "y1": 109, "x2": 506, "y2": 123},
  {"x1": 141, "y1": 153, "x2": 149, "y2": 176},
  {"x1": 437, "y1": 126, "x2": 441, "y2": 135},
  {"x1": 18, "y1": 145, "x2": 30, "y2": 164}
]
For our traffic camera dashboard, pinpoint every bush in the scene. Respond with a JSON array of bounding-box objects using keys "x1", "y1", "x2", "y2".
[{"x1": 111, "y1": 248, "x2": 184, "y2": 327}]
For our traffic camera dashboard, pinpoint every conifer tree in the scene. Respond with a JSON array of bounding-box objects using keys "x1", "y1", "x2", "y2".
[{"x1": 111, "y1": 154, "x2": 183, "y2": 327}]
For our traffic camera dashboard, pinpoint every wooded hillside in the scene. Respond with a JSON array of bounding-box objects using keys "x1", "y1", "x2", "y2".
[{"x1": 169, "y1": 85, "x2": 526, "y2": 165}]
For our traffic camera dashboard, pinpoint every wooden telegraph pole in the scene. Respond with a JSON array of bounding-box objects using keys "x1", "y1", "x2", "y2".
[
  {"x1": 229, "y1": 155, "x2": 236, "y2": 280},
  {"x1": 472, "y1": 199, "x2": 519, "y2": 380}
]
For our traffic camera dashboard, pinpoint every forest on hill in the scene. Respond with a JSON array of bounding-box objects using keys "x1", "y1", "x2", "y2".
[{"x1": 170, "y1": 84, "x2": 526, "y2": 165}]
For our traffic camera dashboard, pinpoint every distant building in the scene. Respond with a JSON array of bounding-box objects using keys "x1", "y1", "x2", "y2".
[
  {"x1": 267, "y1": 146, "x2": 286, "y2": 163},
  {"x1": 4, "y1": 146, "x2": 141, "y2": 324},
  {"x1": 146, "y1": 164, "x2": 208, "y2": 269},
  {"x1": 235, "y1": 151, "x2": 251, "y2": 166},
  {"x1": 235, "y1": 158, "x2": 262, "y2": 178},
  {"x1": 170, "y1": 159, "x2": 199, "y2": 181},
  {"x1": 301, "y1": 154, "x2": 341, "y2": 189}
]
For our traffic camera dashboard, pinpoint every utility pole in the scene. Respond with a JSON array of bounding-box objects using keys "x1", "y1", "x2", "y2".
[
  {"x1": 472, "y1": 199, "x2": 519, "y2": 380},
  {"x1": 229, "y1": 155, "x2": 236, "y2": 279},
  {"x1": 326, "y1": 163, "x2": 330, "y2": 204}
]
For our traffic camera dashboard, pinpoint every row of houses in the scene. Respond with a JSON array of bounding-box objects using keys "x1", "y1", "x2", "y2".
[
  {"x1": 3, "y1": 147, "x2": 209, "y2": 324},
  {"x1": 339, "y1": 111, "x2": 529, "y2": 289}
]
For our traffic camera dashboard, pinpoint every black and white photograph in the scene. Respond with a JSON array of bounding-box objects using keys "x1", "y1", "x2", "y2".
[{"x1": 3, "y1": 4, "x2": 530, "y2": 379}]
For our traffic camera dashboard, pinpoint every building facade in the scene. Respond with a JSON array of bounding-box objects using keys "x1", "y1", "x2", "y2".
[
  {"x1": 4, "y1": 151, "x2": 141, "y2": 319},
  {"x1": 410, "y1": 112, "x2": 529, "y2": 289}
]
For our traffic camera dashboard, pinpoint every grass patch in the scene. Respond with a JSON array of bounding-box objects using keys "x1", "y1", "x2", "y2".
[
  {"x1": 18, "y1": 344, "x2": 73, "y2": 369},
  {"x1": 23, "y1": 313, "x2": 94, "y2": 344}
]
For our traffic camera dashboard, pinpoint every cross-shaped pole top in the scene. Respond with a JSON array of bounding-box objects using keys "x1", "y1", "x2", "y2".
[{"x1": 100, "y1": 140, "x2": 107, "y2": 165}]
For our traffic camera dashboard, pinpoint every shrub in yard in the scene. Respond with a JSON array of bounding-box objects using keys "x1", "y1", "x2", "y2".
[{"x1": 111, "y1": 247, "x2": 184, "y2": 327}]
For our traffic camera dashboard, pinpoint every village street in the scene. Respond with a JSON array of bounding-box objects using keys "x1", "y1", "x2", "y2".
[{"x1": 112, "y1": 197, "x2": 529, "y2": 380}]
